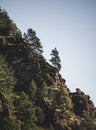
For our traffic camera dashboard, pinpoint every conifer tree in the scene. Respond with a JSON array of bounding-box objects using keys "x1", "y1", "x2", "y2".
[
  {"x1": 24, "y1": 28, "x2": 43, "y2": 55},
  {"x1": 0, "y1": 55, "x2": 16, "y2": 110},
  {"x1": 0, "y1": 8, "x2": 17, "y2": 36},
  {"x1": 0, "y1": 55, "x2": 18, "y2": 130},
  {"x1": 14, "y1": 92, "x2": 37, "y2": 130},
  {"x1": 29, "y1": 79, "x2": 37, "y2": 101},
  {"x1": 50, "y1": 47, "x2": 61, "y2": 71}
]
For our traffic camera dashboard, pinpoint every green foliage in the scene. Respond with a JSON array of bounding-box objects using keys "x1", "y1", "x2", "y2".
[
  {"x1": 50, "y1": 47, "x2": 61, "y2": 71},
  {"x1": 0, "y1": 116, "x2": 20, "y2": 130},
  {"x1": 16, "y1": 29, "x2": 22, "y2": 40},
  {"x1": 35, "y1": 107, "x2": 45, "y2": 125},
  {"x1": 78, "y1": 112, "x2": 96, "y2": 130},
  {"x1": 14, "y1": 92, "x2": 37, "y2": 130},
  {"x1": 2, "y1": 36, "x2": 7, "y2": 45},
  {"x1": 24, "y1": 28, "x2": 43, "y2": 55},
  {"x1": 0, "y1": 8, "x2": 17, "y2": 36},
  {"x1": 35, "y1": 61, "x2": 43, "y2": 86},
  {"x1": 49, "y1": 124, "x2": 55, "y2": 130},
  {"x1": 0, "y1": 55, "x2": 19, "y2": 129},
  {"x1": 53, "y1": 87, "x2": 72, "y2": 110},
  {"x1": 0, "y1": 6, "x2": 95, "y2": 130},
  {"x1": 0, "y1": 55, "x2": 16, "y2": 110},
  {"x1": 29, "y1": 79, "x2": 37, "y2": 100},
  {"x1": 37, "y1": 81, "x2": 49, "y2": 104},
  {"x1": 49, "y1": 88, "x2": 55, "y2": 99},
  {"x1": 41, "y1": 81, "x2": 48, "y2": 98}
]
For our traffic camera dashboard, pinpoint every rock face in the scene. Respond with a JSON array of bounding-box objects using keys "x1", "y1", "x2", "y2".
[
  {"x1": 70, "y1": 88, "x2": 96, "y2": 119},
  {"x1": 0, "y1": 34, "x2": 96, "y2": 130},
  {"x1": 0, "y1": 8, "x2": 96, "y2": 129}
]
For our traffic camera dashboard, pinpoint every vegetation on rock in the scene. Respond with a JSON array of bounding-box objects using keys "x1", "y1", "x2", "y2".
[
  {"x1": 0, "y1": 7, "x2": 96, "y2": 130},
  {"x1": 50, "y1": 47, "x2": 61, "y2": 71}
]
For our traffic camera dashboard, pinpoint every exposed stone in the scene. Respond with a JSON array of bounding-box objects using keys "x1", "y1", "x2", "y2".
[{"x1": 70, "y1": 89, "x2": 96, "y2": 119}]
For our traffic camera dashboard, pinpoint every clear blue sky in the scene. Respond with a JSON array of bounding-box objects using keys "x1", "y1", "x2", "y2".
[{"x1": 0, "y1": 0, "x2": 96, "y2": 106}]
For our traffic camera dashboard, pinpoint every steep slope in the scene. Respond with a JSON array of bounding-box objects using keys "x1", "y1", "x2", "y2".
[{"x1": 0, "y1": 8, "x2": 96, "y2": 130}]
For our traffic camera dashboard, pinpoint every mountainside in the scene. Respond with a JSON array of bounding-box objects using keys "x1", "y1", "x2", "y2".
[{"x1": 0, "y1": 8, "x2": 96, "y2": 130}]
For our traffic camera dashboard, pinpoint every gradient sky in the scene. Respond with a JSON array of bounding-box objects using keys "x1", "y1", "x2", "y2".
[{"x1": 0, "y1": 0, "x2": 96, "y2": 106}]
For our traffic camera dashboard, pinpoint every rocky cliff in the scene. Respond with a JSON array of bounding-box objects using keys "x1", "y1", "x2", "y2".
[{"x1": 0, "y1": 8, "x2": 96, "y2": 130}]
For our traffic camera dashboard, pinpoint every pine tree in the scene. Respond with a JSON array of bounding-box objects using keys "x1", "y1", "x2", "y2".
[
  {"x1": 14, "y1": 92, "x2": 37, "y2": 130},
  {"x1": 0, "y1": 8, "x2": 17, "y2": 36},
  {"x1": 23, "y1": 28, "x2": 43, "y2": 55},
  {"x1": 35, "y1": 107, "x2": 45, "y2": 125},
  {"x1": 49, "y1": 47, "x2": 61, "y2": 71},
  {"x1": 29, "y1": 79, "x2": 37, "y2": 101},
  {"x1": 38, "y1": 81, "x2": 48, "y2": 100},
  {"x1": 0, "y1": 55, "x2": 18, "y2": 130},
  {"x1": 0, "y1": 55, "x2": 16, "y2": 110}
]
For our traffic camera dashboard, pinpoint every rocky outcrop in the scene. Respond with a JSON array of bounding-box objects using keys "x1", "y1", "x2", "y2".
[
  {"x1": 41, "y1": 61, "x2": 66, "y2": 86},
  {"x1": 70, "y1": 88, "x2": 96, "y2": 120},
  {"x1": 0, "y1": 7, "x2": 96, "y2": 129}
]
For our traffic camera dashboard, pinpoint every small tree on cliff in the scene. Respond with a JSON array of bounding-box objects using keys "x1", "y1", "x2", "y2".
[{"x1": 49, "y1": 47, "x2": 61, "y2": 71}]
